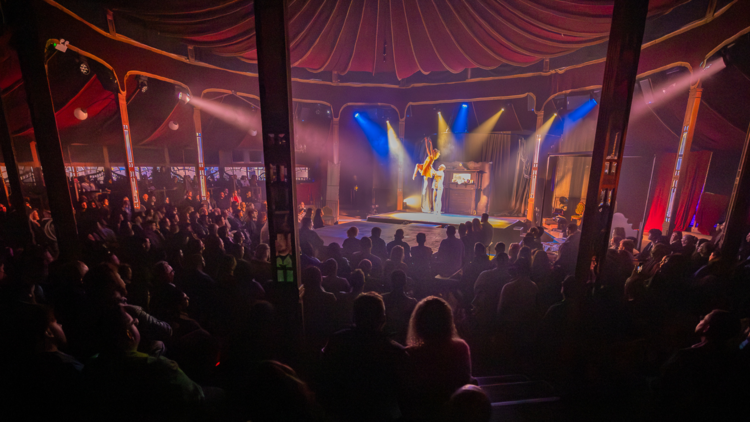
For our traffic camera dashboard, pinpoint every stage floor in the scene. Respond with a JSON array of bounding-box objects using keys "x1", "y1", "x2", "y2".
[{"x1": 366, "y1": 211, "x2": 520, "y2": 229}]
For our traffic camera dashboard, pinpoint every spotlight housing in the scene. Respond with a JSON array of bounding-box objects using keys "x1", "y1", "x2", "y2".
[
  {"x1": 168, "y1": 121, "x2": 179, "y2": 131},
  {"x1": 79, "y1": 62, "x2": 90, "y2": 75},
  {"x1": 462, "y1": 104, "x2": 468, "y2": 108},
  {"x1": 354, "y1": 112, "x2": 360, "y2": 118},
  {"x1": 137, "y1": 75, "x2": 148, "y2": 93},
  {"x1": 177, "y1": 91, "x2": 191, "y2": 104},
  {"x1": 251, "y1": 130, "x2": 258, "y2": 136}
]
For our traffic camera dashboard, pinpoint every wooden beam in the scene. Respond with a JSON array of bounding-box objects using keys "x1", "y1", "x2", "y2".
[
  {"x1": 575, "y1": 0, "x2": 650, "y2": 282},
  {"x1": 721, "y1": 123, "x2": 750, "y2": 259}
]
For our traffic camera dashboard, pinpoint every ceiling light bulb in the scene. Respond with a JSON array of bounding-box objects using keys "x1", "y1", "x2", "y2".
[
  {"x1": 168, "y1": 121, "x2": 179, "y2": 131},
  {"x1": 251, "y1": 130, "x2": 258, "y2": 136},
  {"x1": 74, "y1": 107, "x2": 88, "y2": 120}
]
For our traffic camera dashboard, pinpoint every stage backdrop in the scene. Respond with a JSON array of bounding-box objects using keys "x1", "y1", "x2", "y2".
[{"x1": 477, "y1": 133, "x2": 530, "y2": 216}]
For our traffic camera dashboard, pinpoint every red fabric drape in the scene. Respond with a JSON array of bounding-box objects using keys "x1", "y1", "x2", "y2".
[
  {"x1": 644, "y1": 151, "x2": 712, "y2": 232},
  {"x1": 644, "y1": 153, "x2": 676, "y2": 232},
  {"x1": 694, "y1": 192, "x2": 729, "y2": 235},
  {"x1": 674, "y1": 151, "x2": 711, "y2": 231}
]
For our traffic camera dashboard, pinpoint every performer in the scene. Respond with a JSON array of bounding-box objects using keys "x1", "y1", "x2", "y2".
[
  {"x1": 413, "y1": 137, "x2": 440, "y2": 213},
  {"x1": 432, "y1": 164, "x2": 446, "y2": 215}
]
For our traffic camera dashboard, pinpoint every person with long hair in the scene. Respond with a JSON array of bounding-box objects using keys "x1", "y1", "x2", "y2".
[
  {"x1": 313, "y1": 208, "x2": 325, "y2": 229},
  {"x1": 403, "y1": 296, "x2": 471, "y2": 420}
]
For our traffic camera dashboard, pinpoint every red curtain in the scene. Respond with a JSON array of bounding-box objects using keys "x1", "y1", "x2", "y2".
[
  {"x1": 644, "y1": 151, "x2": 712, "y2": 232},
  {"x1": 694, "y1": 192, "x2": 729, "y2": 235},
  {"x1": 644, "y1": 153, "x2": 676, "y2": 232},
  {"x1": 674, "y1": 151, "x2": 712, "y2": 231}
]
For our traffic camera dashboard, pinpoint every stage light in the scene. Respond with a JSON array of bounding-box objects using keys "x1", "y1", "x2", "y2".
[
  {"x1": 501, "y1": 108, "x2": 505, "y2": 111},
  {"x1": 251, "y1": 130, "x2": 258, "y2": 136},
  {"x1": 354, "y1": 112, "x2": 360, "y2": 118},
  {"x1": 438, "y1": 111, "x2": 441, "y2": 115},
  {"x1": 137, "y1": 75, "x2": 148, "y2": 93},
  {"x1": 79, "y1": 62, "x2": 90, "y2": 75},
  {"x1": 462, "y1": 104, "x2": 468, "y2": 108},
  {"x1": 74, "y1": 107, "x2": 88, "y2": 120},
  {"x1": 178, "y1": 91, "x2": 191, "y2": 104},
  {"x1": 168, "y1": 121, "x2": 179, "y2": 131}
]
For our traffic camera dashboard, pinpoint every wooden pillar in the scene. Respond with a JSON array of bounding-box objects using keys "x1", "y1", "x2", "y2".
[
  {"x1": 326, "y1": 117, "x2": 340, "y2": 223},
  {"x1": 193, "y1": 108, "x2": 207, "y2": 201},
  {"x1": 11, "y1": 0, "x2": 80, "y2": 258},
  {"x1": 527, "y1": 111, "x2": 545, "y2": 221},
  {"x1": 397, "y1": 118, "x2": 406, "y2": 210},
  {"x1": 254, "y1": 0, "x2": 303, "y2": 357},
  {"x1": 575, "y1": 0, "x2": 649, "y2": 283},
  {"x1": 117, "y1": 92, "x2": 140, "y2": 210},
  {"x1": 0, "y1": 95, "x2": 27, "y2": 213},
  {"x1": 254, "y1": 0, "x2": 302, "y2": 279},
  {"x1": 102, "y1": 146, "x2": 111, "y2": 168},
  {"x1": 662, "y1": 83, "x2": 703, "y2": 235},
  {"x1": 721, "y1": 123, "x2": 750, "y2": 259}
]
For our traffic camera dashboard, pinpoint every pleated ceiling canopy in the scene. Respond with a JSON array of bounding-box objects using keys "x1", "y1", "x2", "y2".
[{"x1": 109, "y1": 0, "x2": 687, "y2": 79}]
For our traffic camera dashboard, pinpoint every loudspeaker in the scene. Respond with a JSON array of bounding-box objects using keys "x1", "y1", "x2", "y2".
[{"x1": 527, "y1": 94, "x2": 535, "y2": 112}]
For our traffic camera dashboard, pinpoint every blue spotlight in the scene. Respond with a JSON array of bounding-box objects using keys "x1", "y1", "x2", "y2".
[
  {"x1": 354, "y1": 112, "x2": 360, "y2": 118},
  {"x1": 566, "y1": 99, "x2": 597, "y2": 123},
  {"x1": 354, "y1": 112, "x2": 389, "y2": 161},
  {"x1": 452, "y1": 102, "x2": 470, "y2": 134}
]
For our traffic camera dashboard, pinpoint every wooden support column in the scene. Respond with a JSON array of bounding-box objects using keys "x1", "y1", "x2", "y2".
[
  {"x1": 117, "y1": 92, "x2": 140, "y2": 211},
  {"x1": 0, "y1": 95, "x2": 27, "y2": 213},
  {"x1": 527, "y1": 111, "x2": 545, "y2": 221},
  {"x1": 662, "y1": 83, "x2": 703, "y2": 235},
  {"x1": 326, "y1": 117, "x2": 340, "y2": 223},
  {"x1": 397, "y1": 118, "x2": 406, "y2": 210},
  {"x1": 193, "y1": 108, "x2": 207, "y2": 201},
  {"x1": 11, "y1": 0, "x2": 80, "y2": 258},
  {"x1": 575, "y1": 0, "x2": 649, "y2": 283},
  {"x1": 721, "y1": 123, "x2": 750, "y2": 259},
  {"x1": 254, "y1": 0, "x2": 303, "y2": 356},
  {"x1": 254, "y1": 0, "x2": 302, "y2": 280}
]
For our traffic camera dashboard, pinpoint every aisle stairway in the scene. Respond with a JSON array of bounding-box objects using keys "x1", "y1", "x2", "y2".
[{"x1": 475, "y1": 375, "x2": 565, "y2": 422}]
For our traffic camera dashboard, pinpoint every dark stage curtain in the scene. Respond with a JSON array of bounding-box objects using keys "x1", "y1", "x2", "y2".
[{"x1": 481, "y1": 133, "x2": 529, "y2": 216}]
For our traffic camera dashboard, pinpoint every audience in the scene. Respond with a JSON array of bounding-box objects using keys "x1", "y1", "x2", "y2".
[{"x1": 386, "y1": 229, "x2": 412, "y2": 262}]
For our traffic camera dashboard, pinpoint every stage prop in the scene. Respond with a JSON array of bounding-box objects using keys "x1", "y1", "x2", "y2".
[{"x1": 442, "y1": 161, "x2": 492, "y2": 216}]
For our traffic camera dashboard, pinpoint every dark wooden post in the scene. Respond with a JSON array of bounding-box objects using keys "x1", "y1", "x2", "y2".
[
  {"x1": 721, "y1": 123, "x2": 750, "y2": 259},
  {"x1": 253, "y1": 0, "x2": 304, "y2": 351},
  {"x1": 0, "y1": 94, "x2": 27, "y2": 214},
  {"x1": 575, "y1": 0, "x2": 650, "y2": 282},
  {"x1": 10, "y1": 0, "x2": 80, "y2": 259}
]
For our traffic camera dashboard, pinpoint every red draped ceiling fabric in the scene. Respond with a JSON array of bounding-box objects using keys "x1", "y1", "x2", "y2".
[
  {"x1": 644, "y1": 151, "x2": 712, "y2": 232},
  {"x1": 112, "y1": 0, "x2": 686, "y2": 79}
]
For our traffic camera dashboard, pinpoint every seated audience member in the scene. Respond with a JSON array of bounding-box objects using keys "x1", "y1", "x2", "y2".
[
  {"x1": 369, "y1": 226, "x2": 388, "y2": 260},
  {"x1": 508, "y1": 243, "x2": 521, "y2": 264},
  {"x1": 383, "y1": 245, "x2": 409, "y2": 288},
  {"x1": 386, "y1": 229, "x2": 411, "y2": 262},
  {"x1": 322, "y1": 292, "x2": 407, "y2": 421},
  {"x1": 497, "y1": 257, "x2": 539, "y2": 324},
  {"x1": 299, "y1": 217, "x2": 324, "y2": 252},
  {"x1": 410, "y1": 233, "x2": 433, "y2": 278},
  {"x1": 301, "y1": 267, "x2": 337, "y2": 350},
  {"x1": 337, "y1": 269, "x2": 366, "y2": 325},
  {"x1": 668, "y1": 230, "x2": 683, "y2": 253},
  {"x1": 403, "y1": 296, "x2": 472, "y2": 420},
  {"x1": 313, "y1": 208, "x2": 325, "y2": 229},
  {"x1": 382, "y1": 270, "x2": 418, "y2": 345},
  {"x1": 342, "y1": 226, "x2": 361, "y2": 258},
  {"x1": 479, "y1": 213, "x2": 494, "y2": 248},
  {"x1": 656, "y1": 309, "x2": 748, "y2": 421},
  {"x1": 436, "y1": 226, "x2": 465, "y2": 277},
  {"x1": 555, "y1": 223, "x2": 581, "y2": 275},
  {"x1": 175, "y1": 253, "x2": 218, "y2": 327},
  {"x1": 642, "y1": 243, "x2": 671, "y2": 278},
  {"x1": 352, "y1": 237, "x2": 383, "y2": 279},
  {"x1": 299, "y1": 241, "x2": 322, "y2": 270},
  {"x1": 327, "y1": 242, "x2": 352, "y2": 278},
  {"x1": 149, "y1": 260, "x2": 177, "y2": 317},
  {"x1": 83, "y1": 306, "x2": 204, "y2": 421},
  {"x1": 691, "y1": 241, "x2": 715, "y2": 272},
  {"x1": 237, "y1": 360, "x2": 320, "y2": 422},
  {"x1": 531, "y1": 249, "x2": 552, "y2": 284},
  {"x1": 247, "y1": 243, "x2": 273, "y2": 284},
  {"x1": 456, "y1": 243, "x2": 493, "y2": 308},
  {"x1": 444, "y1": 385, "x2": 492, "y2": 422},
  {"x1": 610, "y1": 236, "x2": 623, "y2": 251},
  {"x1": 471, "y1": 249, "x2": 510, "y2": 329},
  {"x1": 321, "y1": 258, "x2": 350, "y2": 293},
  {"x1": 521, "y1": 226, "x2": 545, "y2": 251}
]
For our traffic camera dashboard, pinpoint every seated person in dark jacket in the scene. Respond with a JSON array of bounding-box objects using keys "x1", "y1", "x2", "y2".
[
  {"x1": 322, "y1": 292, "x2": 407, "y2": 421},
  {"x1": 386, "y1": 229, "x2": 412, "y2": 262}
]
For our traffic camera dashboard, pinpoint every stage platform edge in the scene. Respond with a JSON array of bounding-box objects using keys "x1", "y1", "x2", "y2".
[{"x1": 366, "y1": 211, "x2": 527, "y2": 245}]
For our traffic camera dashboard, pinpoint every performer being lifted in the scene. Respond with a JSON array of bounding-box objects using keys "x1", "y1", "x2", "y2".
[{"x1": 413, "y1": 137, "x2": 440, "y2": 213}]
